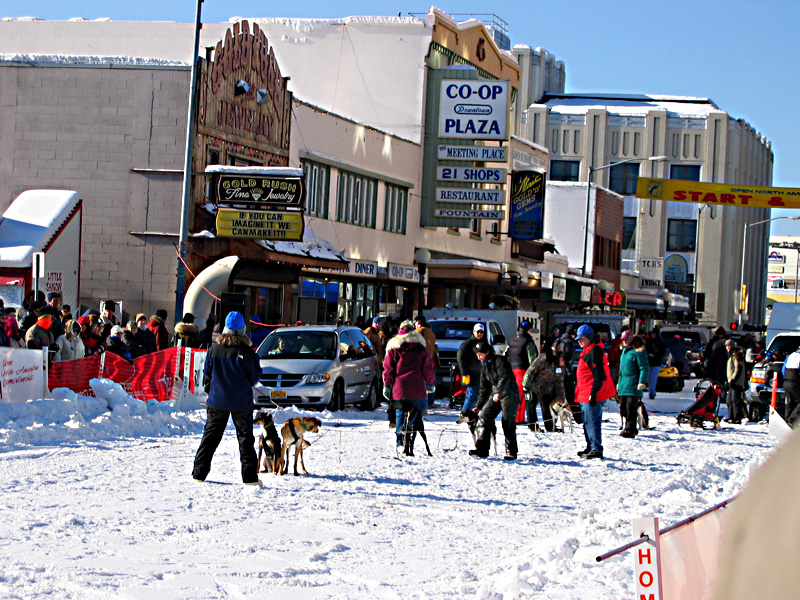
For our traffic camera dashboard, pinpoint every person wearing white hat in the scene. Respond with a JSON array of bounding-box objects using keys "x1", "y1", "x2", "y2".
[{"x1": 457, "y1": 323, "x2": 487, "y2": 412}]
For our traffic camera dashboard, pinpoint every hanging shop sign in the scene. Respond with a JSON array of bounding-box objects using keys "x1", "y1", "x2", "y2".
[
  {"x1": 552, "y1": 277, "x2": 567, "y2": 301},
  {"x1": 664, "y1": 255, "x2": 688, "y2": 284},
  {"x1": 508, "y1": 170, "x2": 545, "y2": 240},
  {"x1": 215, "y1": 208, "x2": 304, "y2": 241},
  {"x1": 437, "y1": 145, "x2": 507, "y2": 162},
  {"x1": 434, "y1": 209, "x2": 504, "y2": 220},
  {"x1": 217, "y1": 174, "x2": 304, "y2": 207},
  {"x1": 437, "y1": 166, "x2": 506, "y2": 183},
  {"x1": 435, "y1": 188, "x2": 506, "y2": 204},
  {"x1": 387, "y1": 263, "x2": 422, "y2": 283},
  {"x1": 439, "y1": 80, "x2": 509, "y2": 141},
  {"x1": 592, "y1": 289, "x2": 628, "y2": 311},
  {"x1": 636, "y1": 178, "x2": 800, "y2": 210},
  {"x1": 768, "y1": 251, "x2": 786, "y2": 264},
  {"x1": 640, "y1": 257, "x2": 664, "y2": 289},
  {"x1": 198, "y1": 20, "x2": 293, "y2": 153}
]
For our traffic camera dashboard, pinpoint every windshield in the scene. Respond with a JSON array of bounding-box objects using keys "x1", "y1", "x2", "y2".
[
  {"x1": 430, "y1": 321, "x2": 480, "y2": 340},
  {"x1": 768, "y1": 335, "x2": 800, "y2": 355},
  {"x1": 257, "y1": 331, "x2": 337, "y2": 360},
  {"x1": 662, "y1": 331, "x2": 703, "y2": 346}
]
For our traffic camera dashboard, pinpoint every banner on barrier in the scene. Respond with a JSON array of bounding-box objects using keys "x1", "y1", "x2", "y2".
[{"x1": 0, "y1": 347, "x2": 47, "y2": 404}]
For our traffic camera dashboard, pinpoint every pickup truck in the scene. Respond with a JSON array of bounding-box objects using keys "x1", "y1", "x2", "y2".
[
  {"x1": 428, "y1": 317, "x2": 508, "y2": 394},
  {"x1": 747, "y1": 332, "x2": 800, "y2": 421}
]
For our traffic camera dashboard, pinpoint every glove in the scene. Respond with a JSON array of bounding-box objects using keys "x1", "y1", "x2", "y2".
[
  {"x1": 637, "y1": 383, "x2": 647, "y2": 391},
  {"x1": 462, "y1": 375, "x2": 470, "y2": 385},
  {"x1": 589, "y1": 393, "x2": 597, "y2": 407},
  {"x1": 382, "y1": 386, "x2": 392, "y2": 401},
  {"x1": 426, "y1": 384, "x2": 435, "y2": 394},
  {"x1": 49, "y1": 343, "x2": 60, "y2": 352}
]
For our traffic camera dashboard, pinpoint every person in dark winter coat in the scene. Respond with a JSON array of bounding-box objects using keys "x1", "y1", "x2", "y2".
[
  {"x1": 726, "y1": 349, "x2": 747, "y2": 423},
  {"x1": 192, "y1": 311, "x2": 262, "y2": 485},
  {"x1": 470, "y1": 340, "x2": 520, "y2": 460},
  {"x1": 122, "y1": 321, "x2": 145, "y2": 359},
  {"x1": 148, "y1": 309, "x2": 169, "y2": 351},
  {"x1": 170, "y1": 313, "x2": 202, "y2": 348},
  {"x1": 249, "y1": 315, "x2": 270, "y2": 349},
  {"x1": 554, "y1": 328, "x2": 576, "y2": 365},
  {"x1": 616, "y1": 332, "x2": 649, "y2": 438},
  {"x1": 574, "y1": 325, "x2": 617, "y2": 459},
  {"x1": 78, "y1": 315, "x2": 106, "y2": 357},
  {"x1": 644, "y1": 329, "x2": 667, "y2": 400},
  {"x1": 25, "y1": 312, "x2": 55, "y2": 351},
  {"x1": 522, "y1": 345, "x2": 566, "y2": 432},
  {"x1": 199, "y1": 314, "x2": 217, "y2": 349},
  {"x1": 508, "y1": 321, "x2": 539, "y2": 423},
  {"x1": 383, "y1": 320, "x2": 435, "y2": 454},
  {"x1": 705, "y1": 327, "x2": 729, "y2": 382},
  {"x1": 133, "y1": 314, "x2": 157, "y2": 354},
  {"x1": 106, "y1": 326, "x2": 132, "y2": 361},
  {"x1": 457, "y1": 323, "x2": 487, "y2": 412}
]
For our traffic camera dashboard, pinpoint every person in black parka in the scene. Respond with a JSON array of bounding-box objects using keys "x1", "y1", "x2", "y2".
[{"x1": 192, "y1": 311, "x2": 263, "y2": 485}]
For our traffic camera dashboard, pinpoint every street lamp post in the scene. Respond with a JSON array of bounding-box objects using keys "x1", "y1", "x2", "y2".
[
  {"x1": 582, "y1": 155, "x2": 668, "y2": 277},
  {"x1": 738, "y1": 215, "x2": 800, "y2": 327},
  {"x1": 414, "y1": 248, "x2": 431, "y2": 318}
]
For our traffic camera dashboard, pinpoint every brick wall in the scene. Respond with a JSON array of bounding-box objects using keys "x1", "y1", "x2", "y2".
[
  {"x1": 593, "y1": 188, "x2": 623, "y2": 287},
  {"x1": 0, "y1": 65, "x2": 189, "y2": 319}
]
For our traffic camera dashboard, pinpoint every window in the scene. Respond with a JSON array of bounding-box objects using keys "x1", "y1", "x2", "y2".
[
  {"x1": 670, "y1": 164, "x2": 701, "y2": 182},
  {"x1": 384, "y1": 184, "x2": 408, "y2": 234},
  {"x1": 549, "y1": 160, "x2": 580, "y2": 182},
  {"x1": 593, "y1": 236, "x2": 621, "y2": 269},
  {"x1": 623, "y1": 217, "x2": 637, "y2": 250},
  {"x1": 608, "y1": 162, "x2": 640, "y2": 195},
  {"x1": 301, "y1": 160, "x2": 330, "y2": 218},
  {"x1": 336, "y1": 170, "x2": 377, "y2": 228},
  {"x1": 667, "y1": 219, "x2": 697, "y2": 251}
]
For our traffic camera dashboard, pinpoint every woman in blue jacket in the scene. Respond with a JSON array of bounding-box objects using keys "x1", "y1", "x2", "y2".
[
  {"x1": 192, "y1": 311, "x2": 263, "y2": 485},
  {"x1": 616, "y1": 332, "x2": 650, "y2": 438}
]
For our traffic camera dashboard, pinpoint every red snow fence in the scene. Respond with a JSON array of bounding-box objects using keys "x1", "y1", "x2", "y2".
[{"x1": 49, "y1": 347, "x2": 207, "y2": 402}]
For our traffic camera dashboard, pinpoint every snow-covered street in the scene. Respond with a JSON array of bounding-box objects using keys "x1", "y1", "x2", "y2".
[{"x1": 0, "y1": 380, "x2": 775, "y2": 599}]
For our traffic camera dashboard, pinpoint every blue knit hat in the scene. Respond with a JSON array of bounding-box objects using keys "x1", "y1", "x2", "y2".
[
  {"x1": 224, "y1": 311, "x2": 246, "y2": 335},
  {"x1": 576, "y1": 324, "x2": 594, "y2": 339}
]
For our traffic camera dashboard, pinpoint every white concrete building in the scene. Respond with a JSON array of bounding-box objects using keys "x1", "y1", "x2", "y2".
[{"x1": 521, "y1": 93, "x2": 774, "y2": 326}]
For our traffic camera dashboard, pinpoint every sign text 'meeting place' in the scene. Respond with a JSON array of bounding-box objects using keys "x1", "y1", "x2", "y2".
[
  {"x1": 437, "y1": 145, "x2": 507, "y2": 162},
  {"x1": 435, "y1": 188, "x2": 506, "y2": 204}
]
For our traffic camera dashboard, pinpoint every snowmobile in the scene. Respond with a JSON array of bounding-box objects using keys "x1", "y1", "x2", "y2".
[
  {"x1": 676, "y1": 378, "x2": 725, "y2": 429},
  {"x1": 656, "y1": 365, "x2": 684, "y2": 393}
]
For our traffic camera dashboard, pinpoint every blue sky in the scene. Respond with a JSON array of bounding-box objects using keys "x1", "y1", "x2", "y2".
[{"x1": 4, "y1": 0, "x2": 800, "y2": 234}]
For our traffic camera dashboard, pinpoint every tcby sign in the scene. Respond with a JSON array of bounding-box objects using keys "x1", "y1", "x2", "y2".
[{"x1": 439, "y1": 80, "x2": 509, "y2": 140}]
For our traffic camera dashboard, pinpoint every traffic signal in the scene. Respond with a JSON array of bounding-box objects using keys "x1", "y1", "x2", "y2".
[{"x1": 729, "y1": 322, "x2": 738, "y2": 331}]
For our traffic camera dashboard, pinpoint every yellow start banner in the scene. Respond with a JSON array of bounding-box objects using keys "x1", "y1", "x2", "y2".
[
  {"x1": 636, "y1": 178, "x2": 800, "y2": 209},
  {"x1": 216, "y1": 208, "x2": 304, "y2": 241}
]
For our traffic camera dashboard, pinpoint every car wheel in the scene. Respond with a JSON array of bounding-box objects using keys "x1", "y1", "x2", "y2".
[
  {"x1": 327, "y1": 380, "x2": 345, "y2": 412},
  {"x1": 357, "y1": 380, "x2": 379, "y2": 411}
]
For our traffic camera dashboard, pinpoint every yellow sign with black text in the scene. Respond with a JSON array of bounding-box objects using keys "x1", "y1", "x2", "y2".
[
  {"x1": 216, "y1": 208, "x2": 304, "y2": 241},
  {"x1": 636, "y1": 178, "x2": 800, "y2": 209}
]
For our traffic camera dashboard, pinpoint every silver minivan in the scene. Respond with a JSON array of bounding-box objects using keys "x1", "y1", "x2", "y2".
[{"x1": 253, "y1": 325, "x2": 381, "y2": 411}]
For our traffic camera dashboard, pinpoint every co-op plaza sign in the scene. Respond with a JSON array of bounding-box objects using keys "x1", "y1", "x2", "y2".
[{"x1": 436, "y1": 79, "x2": 510, "y2": 222}]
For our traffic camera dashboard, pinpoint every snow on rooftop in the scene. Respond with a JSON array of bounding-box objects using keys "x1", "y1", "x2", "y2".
[
  {"x1": 0, "y1": 190, "x2": 80, "y2": 267},
  {"x1": 544, "y1": 95, "x2": 722, "y2": 119},
  {"x1": 204, "y1": 165, "x2": 304, "y2": 178},
  {"x1": 0, "y1": 53, "x2": 188, "y2": 67}
]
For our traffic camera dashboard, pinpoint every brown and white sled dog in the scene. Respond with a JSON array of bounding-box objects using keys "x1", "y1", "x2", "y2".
[
  {"x1": 280, "y1": 416, "x2": 321, "y2": 475},
  {"x1": 253, "y1": 410, "x2": 283, "y2": 474},
  {"x1": 549, "y1": 397, "x2": 574, "y2": 434}
]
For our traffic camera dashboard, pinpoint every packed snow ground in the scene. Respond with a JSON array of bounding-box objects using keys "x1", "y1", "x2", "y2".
[{"x1": 0, "y1": 379, "x2": 776, "y2": 599}]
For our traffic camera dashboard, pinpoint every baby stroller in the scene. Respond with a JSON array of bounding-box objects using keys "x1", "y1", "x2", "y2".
[
  {"x1": 449, "y1": 363, "x2": 466, "y2": 409},
  {"x1": 677, "y1": 378, "x2": 725, "y2": 429}
]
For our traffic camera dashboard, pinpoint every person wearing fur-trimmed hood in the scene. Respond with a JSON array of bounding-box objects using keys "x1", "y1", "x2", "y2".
[
  {"x1": 383, "y1": 320, "x2": 435, "y2": 454},
  {"x1": 171, "y1": 312, "x2": 202, "y2": 348},
  {"x1": 192, "y1": 311, "x2": 263, "y2": 485}
]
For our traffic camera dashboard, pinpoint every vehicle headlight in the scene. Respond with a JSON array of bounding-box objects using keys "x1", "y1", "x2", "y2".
[{"x1": 306, "y1": 373, "x2": 331, "y2": 384}]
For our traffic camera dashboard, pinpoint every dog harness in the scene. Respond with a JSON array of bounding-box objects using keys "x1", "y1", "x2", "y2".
[{"x1": 287, "y1": 418, "x2": 301, "y2": 443}]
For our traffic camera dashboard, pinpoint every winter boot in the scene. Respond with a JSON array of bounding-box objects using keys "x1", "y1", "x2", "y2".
[{"x1": 503, "y1": 438, "x2": 518, "y2": 461}]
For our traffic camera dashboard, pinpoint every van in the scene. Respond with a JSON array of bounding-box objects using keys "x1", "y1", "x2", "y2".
[{"x1": 766, "y1": 304, "x2": 800, "y2": 345}]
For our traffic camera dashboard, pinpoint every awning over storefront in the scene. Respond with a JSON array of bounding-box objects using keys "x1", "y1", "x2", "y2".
[
  {"x1": 427, "y1": 259, "x2": 502, "y2": 285},
  {"x1": 663, "y1": 292, "x2": 691, "y2": 312}
]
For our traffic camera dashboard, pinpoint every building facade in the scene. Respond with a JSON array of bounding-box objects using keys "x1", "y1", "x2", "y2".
[{"x1": 522, "y1": 93, "x2": 774, "y2": 326}]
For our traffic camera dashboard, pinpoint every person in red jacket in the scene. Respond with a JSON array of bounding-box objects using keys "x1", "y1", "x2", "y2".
[
  {"x1": 147, "y1": 309, "x2": 169, "y2": 351},
  {"x1": 574, "y1": 325, "x2": 617, "y2": 460},
  {"x1": 383, "y1": 319, "x2": 435, "y2": 456}
]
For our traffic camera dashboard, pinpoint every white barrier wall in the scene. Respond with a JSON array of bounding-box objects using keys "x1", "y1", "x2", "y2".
[{"x1": 0, "y1": 348, "x2": 47, "y2": 403}]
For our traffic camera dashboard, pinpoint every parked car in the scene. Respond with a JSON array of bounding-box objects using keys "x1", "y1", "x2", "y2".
[
  {"x1": 661, "y1": 327, "x2": 710, "y2": 377},
  {"x1": 747, "y1": 332, "x2": 800, "y2": 422},
  {"x1": 252, "y1": 325, "x2": 381, "y2": 411}
]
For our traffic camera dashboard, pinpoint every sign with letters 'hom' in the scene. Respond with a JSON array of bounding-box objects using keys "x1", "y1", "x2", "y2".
[{"x1": 439, "y1": 80, "x2": 509, "y2": 141}]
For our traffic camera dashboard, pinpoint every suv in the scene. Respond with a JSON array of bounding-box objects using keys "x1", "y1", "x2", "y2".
[
  {"x1": 428, "y1": 317, "x2": 508, "y2": 392},
  {"x1": 747, "y1": 332, "x2": 800, "y2": 421},
  {"x1": 253, "y1": 325, "x2": 381, "y2": 411}
]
